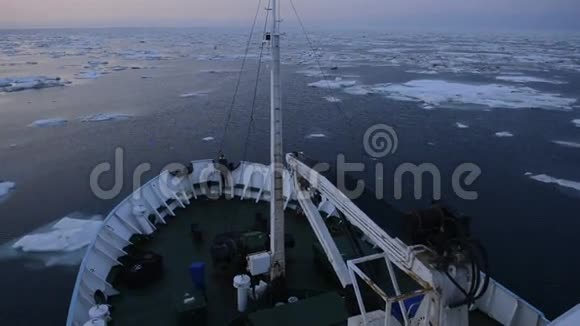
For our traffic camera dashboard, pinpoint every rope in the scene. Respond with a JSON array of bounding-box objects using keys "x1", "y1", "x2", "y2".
[
  {"x1": 217, "y1": 0, "x2": 263, "y2": 155},
  {"x1": 243, "y1": 0, "x2": 271, "y2": 161}
]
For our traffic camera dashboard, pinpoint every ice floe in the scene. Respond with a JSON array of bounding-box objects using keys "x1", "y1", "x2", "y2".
[
  {"x1": 552, "y1": 140, "x2": 580, "y2": 149},
  {"x1": 296, "y1": 69, "x2": 326, "y2": 77},
  {"x1": 0, "y1": 181, "x2": 15, "y2": 202},
  {"x1": 362, "y1": 80, "x2": 576, "y2": 111},
  {"x1": 180, "y1": 90, "x2": 212, "y2": 98},
  {"x1": 75, "y1": 71, "x2": 104, "y2": 80},
  {"x1": 0, "y1": 76, "x2": 68, "y2": 92},
  {"x1": 28, "y1": 118, "x2": 68, "y2": 128},
  {"x1": 199, "y1": 69, "x2": 241, "y2": 74},
  {"x1": 309, "y1": 77, "x2": 356, "y2": 89},
  {"x1": 202, "y1": 137, "x2": 215, "y2": 141},
  {"x1": 0, "y1": 214, "x2": 103, "y2": 267},
  {"x1": 455, "y1": 122, "x2": 469, "y2": 129},
  {"x1": 81, "y1": 113, "x2": 132, "y2": 122},
  {"x1": 323, "y1": 96, "x2": 342, "y2": 103},
  {"x1": 305, "y1": 133, "x2": 327, "y2": 139},
  {"x1": 573, "y1": 119, "x2": 580, "y2": 127},
  {"x1": 344, "y1": 85, "x2": 376, "y2": 96},
  {"x1": 495, "y1": 131, "x2": 514, "y2": 137},
  {"x1": 406, "y1": 70, "x2": 438, "y2": 75},
  {"x1": 495, "y1": 76, "x2": 566, "y2": 84},
  {"x1": 527, "y1": 173, "x2": 580, "y2": 193}
]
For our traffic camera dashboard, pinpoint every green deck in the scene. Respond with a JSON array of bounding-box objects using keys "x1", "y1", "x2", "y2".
[
  {"x1": 108, "y1": 198, "x2": 500, "y2": 326},
  {"x1": 109, "y1": 199, "x2": 338, "y2": 325}
]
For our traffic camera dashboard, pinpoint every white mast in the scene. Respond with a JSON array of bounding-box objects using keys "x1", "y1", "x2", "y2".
[{"x1": 269, "y1": 0, "x2": 285, "y2": 280}]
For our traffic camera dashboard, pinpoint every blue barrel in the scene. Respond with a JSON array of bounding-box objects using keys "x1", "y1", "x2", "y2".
[{"x1": 189, "y1": 262, "x2": 206, "y2": 290}]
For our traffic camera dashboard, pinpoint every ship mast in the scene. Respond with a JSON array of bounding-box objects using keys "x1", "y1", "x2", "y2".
[{"x1": 269, "y1": 0, "x2": 285, "y2": 281}]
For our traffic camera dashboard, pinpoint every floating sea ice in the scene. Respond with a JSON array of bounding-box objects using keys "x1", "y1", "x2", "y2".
[
  {"x1": 75, "y1": 71, "x2": 104, "y2": 79},
  {"x1": 406, "y1": 70, "x2": 438, "y2": 75},
  {"x1": 28, "y1": 118, "x2": 68, "y2": 128},
  {"x1": 552, "y1": 140, "x2": 580, "y2": 149},
  {"x1": 0, "y1": 214, "x2": 104, "y2": 267},
  {"x1": 0, "y1": 181, "x2": 15, "y2": 202},
  {"x1": 323, "y1": 96, "x2": 342, "y2": 103},
  {"x1": 0, "y1": 76, "x2": 67, "y2": 92},
  {"x1": 199, "y1": 69, "x2": 241, "y2": 74},
  {"x1": 111, "y1": 66, "x2": 129, "y2": 72},
  {"x1": 87, "y1": 60, "x2": 108, "y2": 66},
  {"x1": 12, "y1": 217, "x2": 103, "y2": 253},
  {"x1": 496, "y1": 76, "x2": 566, "y2": 85},
  {"x1": 495, "y1": 131, "x2": 514, "y2": 137},
  {"x1": 81, "y1": 113, "x2": 132, "y2": 122},
  {"x1": 119, "y1": 50, "x2": 167, "y2": 60},
  {"x1": 296, "y1": 69, "x2": 325, "y2": 77},
  {"x1": 455, "y1": 122, "x2": 469, "y2": 129},
  {"x1": 305, "y1": 133, "x2": 326, "y2": 139},
  {"x1": 343, "y1": 85, "x2": 376, "y2": 96},
  {"x1": 308, "y1": 77, "x2": 356, "y2": 89},
  {"x1": 180, "y1": 90, "x2": 212, "y2": 98},
  {"x1": 527, "y1": 173, "x2": 580, "y2": 193},
  {"x1": 573, "y1": 119, "x2": 580, "y2": 127},
  {"x1": 202, "y1": 137, "x2": 215, "y2": 141},
  {"x1": 367, "y1": 80, "x2": 576, "y2": 111}
]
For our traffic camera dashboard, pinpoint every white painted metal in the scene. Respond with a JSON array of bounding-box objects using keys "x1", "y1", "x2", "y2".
[
  {"x1": 247, "y1": 251, "x2": 272, "y2": 276},
  {"x1": 67, "y1": 159, "x2": 555, "y2": 326},
  {"x1": 549, "y1": 304, "x2": 580, "y2": 326},
  {"x1": 286, "y1": 153, "x2": 434, "y2": 288},
  {"x1": 269, "y1": 0, "x2": 286, "y2": 281},
  {"x1": 285, "y1": 153, "x2": 552, "y2": 326},
  {"x1": 233, "y1": 274, "x2": 251, "y2": 312},
  {"x1": 293, "y1": 174, "x2": 351, "y2": 287}
]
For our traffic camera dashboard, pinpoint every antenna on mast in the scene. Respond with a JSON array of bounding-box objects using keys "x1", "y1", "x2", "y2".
[{"x1": 269, "y1": 0, "x2": 285, "y2": 281}]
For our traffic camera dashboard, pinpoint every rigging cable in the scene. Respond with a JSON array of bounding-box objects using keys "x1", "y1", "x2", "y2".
[
  {"x1": 218, "y1": 0, "x2": 263, "y2": 156},
  {"x1": 288, "y1": 0, "x2": 358, "y2": 147},
  {"x1": 243, "y1": 0, "x2": 271, "y2": 161}
]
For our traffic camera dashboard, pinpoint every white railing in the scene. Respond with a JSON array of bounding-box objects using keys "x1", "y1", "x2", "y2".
[
  {"x1": 346, "y1": 253, "x2": 432, "y2": 326},
  {"x1": 66, "y1": 160, "x2": 297, "y2": 326}
]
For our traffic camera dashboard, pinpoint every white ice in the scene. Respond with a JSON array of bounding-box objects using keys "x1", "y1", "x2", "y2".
[
  {"x1": 28, "y1": 118, "x2": 68, "y2": 128},
  {"x1": 406, "y1": 70, "x2": 439, "y2": 75},
  {"x1": 343, "y1": 85, "x2": 376, "y2": 96},
  {"x1": 308, "y1": 77, "x2": 357, "y2": 89},
  {"x1": 296, "y1": 69, "x2": 326, "y2": 77},
  {"x1": 495, "y1": 131, "x2": 514, "y2": 137},
  {"x1": 455, "y1": 122, "x2": 469, "y2": 129},
  {"x1": 323, "y1": 96, "x2": 342, "y2": 103},
  {"x1": 364, "y1": 80, "x2": 576, "y2": 111},
  {"x1": 527, "y1": 174, "x2": 580, "y2": 193},
  {"x1": 0, "y1": 214, "x2": 103, "y2": 267},
  {"x1": 573, "y1": 119, "x2": 580, "y2": 127},
  {"x1": 553, "y1": 140, "x2": 580, "y2": 149},
  {"x1": 180, "y1": 90, "x2": 212, "y2": 98},
  {"x1": 199, "y1": 69, "x2": 241, "y2": 74},
  {"x1": 305, "y1": 133, "x2": 326, "y2": 139},
  {"x1": 495, "y1": 76, "x2": 566, "y2": 84},
  {"x1": 11, "y1": 216, "x2": 102, "y2": 253},
  {"x1": 75, "y1": 71, "x2": 104, "y2": 80},
  {"x1": 81, "y1": 113, "x2": 132, "y2": 122},
  {"x1": 0, "y1": 181, "x2": 15, "y2": 202},
  {"x1": 202, "y1": 137, "x2": 215, "y2": 141},
  {"x1": 0, "y1": 76, "x2": 67, "y2": 92}
]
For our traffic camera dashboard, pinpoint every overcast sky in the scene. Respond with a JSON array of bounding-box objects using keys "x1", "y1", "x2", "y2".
[{"x1": 1, "y1": 0, "x2": 579, "y2": 30}]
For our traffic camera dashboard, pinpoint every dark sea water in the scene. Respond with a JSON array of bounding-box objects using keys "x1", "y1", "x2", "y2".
[{"x1": 0, "y1": 28, "x2": 579, "y2": 324}]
